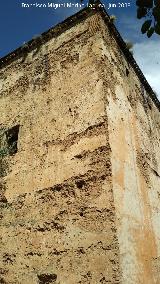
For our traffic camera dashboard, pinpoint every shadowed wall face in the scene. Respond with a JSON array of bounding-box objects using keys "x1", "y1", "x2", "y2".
[
  {"x1": 0, "y1": 13, "x2": 121, "y2": 284},
  {"x1": 0, "y1": 9, "x2": 160, "y2": 284}
]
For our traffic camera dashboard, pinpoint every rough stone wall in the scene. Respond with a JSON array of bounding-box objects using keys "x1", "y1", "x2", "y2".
[
  {"x1": 97, "y1": 17, "x2": 160, "y2": 284},
  {"x1": 0, "y1": 13, "x2": 121, "y2": 284},
  {"x1": 0, "y1": 9, "x2": 160, "y2": 284}
]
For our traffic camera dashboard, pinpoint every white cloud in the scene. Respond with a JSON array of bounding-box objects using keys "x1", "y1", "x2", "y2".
[{"x1": 133, "y1": 40, "x2": 160, "y2": 98}]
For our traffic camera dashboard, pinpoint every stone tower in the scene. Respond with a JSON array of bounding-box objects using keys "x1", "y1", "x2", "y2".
[{"x1": 0, "y1": 3, "x2": 160, "y2": 284}]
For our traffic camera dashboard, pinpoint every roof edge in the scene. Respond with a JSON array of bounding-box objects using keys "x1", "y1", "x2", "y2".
[
  {"x1": 0, "y1": 5, "x2": 92, "y2": 69},
  {"x1": 96, "y1": 4, "x2": 160, "y2": 110}
]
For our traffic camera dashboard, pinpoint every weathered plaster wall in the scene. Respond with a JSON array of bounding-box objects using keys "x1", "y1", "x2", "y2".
[
  {"x1": 97, "y1": 18, "x2": 160, "y2": 284},
  {"x1": 0, "y1": 13, "x2": 121, "y2": 284},
  {"x1": 0, "y1": 8, "x2": 160, "y2": 284}
]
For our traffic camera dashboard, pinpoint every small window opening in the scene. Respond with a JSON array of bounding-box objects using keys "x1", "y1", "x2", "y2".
[{"x1": 6, "y1": 125, "x2": 20, "y2": 155}]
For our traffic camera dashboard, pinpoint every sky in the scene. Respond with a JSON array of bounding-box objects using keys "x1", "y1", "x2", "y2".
[{"x1": 0, "y1": 0, "x2": 159, "y2": 97}]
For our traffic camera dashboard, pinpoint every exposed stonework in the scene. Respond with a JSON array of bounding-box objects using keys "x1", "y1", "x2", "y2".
[{"x1": 0, "y1": 2, "x2": 160, "y2": 284}]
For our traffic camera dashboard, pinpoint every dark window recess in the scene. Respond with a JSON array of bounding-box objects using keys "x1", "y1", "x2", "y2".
[{"x1": 6, "y1": 125, "x2": 20, "y2": 155}]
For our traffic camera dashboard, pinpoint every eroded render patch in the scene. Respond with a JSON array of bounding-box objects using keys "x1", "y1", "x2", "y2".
[{"x1": 0, "y1": 167, "x2": 121, "y2": 283}]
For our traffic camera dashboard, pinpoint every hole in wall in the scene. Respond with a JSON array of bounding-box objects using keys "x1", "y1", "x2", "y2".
[
  {"x1": 126, "y1": 68, "x2": 129, "y2": 77},
  {"x1": 76, "y1": 180, "x2": 85, "y2": 189},
  {"x1": 148, "y1": 103, "x2": 152, "y2": 110},
  {"x1": 37, "y1": 273, "x2": 57, "y2": 284},
  {"x1": 74, "y1": 154, "x2": 83, "y2": 159},
  {"x1": 6, "y1": 125, "x2": 20, "y2": 155},
  {"x1": 101, "y1": 175, "x2": 106, "y2": 181}
]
